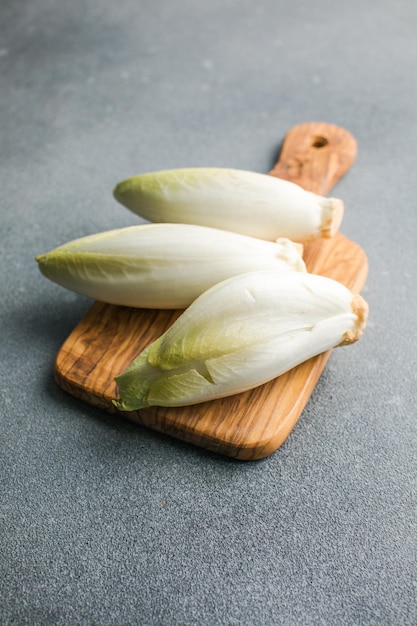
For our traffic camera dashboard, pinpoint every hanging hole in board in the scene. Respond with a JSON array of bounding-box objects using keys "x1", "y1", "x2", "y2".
[{"x1": 311, "y1": 136, "x2": 328, "y2": 148}]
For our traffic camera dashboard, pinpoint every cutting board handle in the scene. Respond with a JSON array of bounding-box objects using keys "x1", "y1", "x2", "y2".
[{"x1": 269, "y1": 122, "x2": 357, "y2": 195}]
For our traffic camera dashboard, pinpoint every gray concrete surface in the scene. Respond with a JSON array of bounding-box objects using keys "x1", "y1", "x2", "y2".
[{"x1": 1, "y1": 0, "x2": 416, "y2": 624}]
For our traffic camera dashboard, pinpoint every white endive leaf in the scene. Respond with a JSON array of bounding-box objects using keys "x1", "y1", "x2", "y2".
[
  {"x1": 114, "y1": 271, "x2": 368, "y2": 410},
  {"x1": 113, "y1": 167, "x2": 344, "y2": 242},
  {"x1": 36, "y1": 223, "x2": 305, "y2": 309}
]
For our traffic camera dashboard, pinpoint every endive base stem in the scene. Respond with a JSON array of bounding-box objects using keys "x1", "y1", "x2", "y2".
[{"x1": 340, "y1": 295, "x2": 369, "y2": 345}]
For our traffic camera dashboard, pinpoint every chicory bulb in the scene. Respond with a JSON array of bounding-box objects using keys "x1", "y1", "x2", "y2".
[
  {"x1": 113, "y1": 167, "x2": 344, "y2": 242},
  {"x1": 114, "y1": 270, "x2": 368, "y2": 410},
  {"x1": 36, "y1": 223, "x2": 306, "y2": 309}
]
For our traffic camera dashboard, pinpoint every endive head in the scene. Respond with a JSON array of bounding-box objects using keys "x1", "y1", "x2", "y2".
[
  {"x1": 113, "y1": 167, "x2": 344, "y2": 242},
  {"x1": 114, "y1": 270, "x2": 368, "y2": 411},
  {"x1": 35, "y1": 224, "x2": 306, "y2": 309}
]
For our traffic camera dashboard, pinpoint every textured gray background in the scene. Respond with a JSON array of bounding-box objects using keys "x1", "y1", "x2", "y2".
[{"x1": 1, "y1": 0, "x2": 416, "y2": 624}]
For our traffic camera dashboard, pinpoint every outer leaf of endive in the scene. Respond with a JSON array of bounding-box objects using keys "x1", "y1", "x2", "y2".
[
  {"x1": 114, "y1": 271, "x2": 368, "y2": 410},
  {"x1": 36, "y1": 224, "x2": 305, "y2": 309},
  {"x1": 113, "y1": 168, "x2": 344, "y2": 242}
]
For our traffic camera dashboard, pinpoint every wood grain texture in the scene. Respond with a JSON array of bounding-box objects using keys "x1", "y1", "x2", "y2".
[{"x1": 54, "y1": 122, "x2": 367, "y2": 460}]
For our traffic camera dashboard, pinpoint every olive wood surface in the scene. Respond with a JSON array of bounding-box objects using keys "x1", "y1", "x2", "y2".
[{"x1": 54, "y1": 122, "x2": 367, "y2": 460}]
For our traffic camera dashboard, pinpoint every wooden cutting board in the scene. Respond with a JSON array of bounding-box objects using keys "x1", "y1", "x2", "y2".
[{"x1": 54, "y1": 122, "x2": 368, "y2": 461}]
